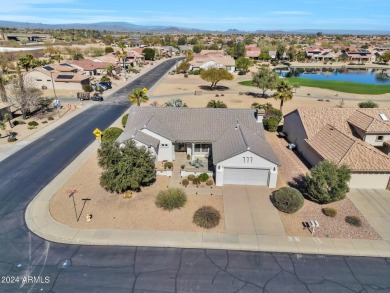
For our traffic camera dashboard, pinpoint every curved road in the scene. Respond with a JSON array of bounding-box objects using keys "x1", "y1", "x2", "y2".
[{"x1": 0, "y1": 59, "x2": 389, "y2": 292}]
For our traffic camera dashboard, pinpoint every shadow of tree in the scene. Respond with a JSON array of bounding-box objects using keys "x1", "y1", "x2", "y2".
[{"x1": 198, "y1": 85, "x2": 230, "y2": 91}]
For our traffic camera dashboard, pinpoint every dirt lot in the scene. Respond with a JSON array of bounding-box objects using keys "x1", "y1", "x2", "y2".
[
  {"x1": 149, "y1": 74, "x2": 390, "y2": 113},
  {"x1": 49, "y1": 152, "x2": 225, "y2": 232}
]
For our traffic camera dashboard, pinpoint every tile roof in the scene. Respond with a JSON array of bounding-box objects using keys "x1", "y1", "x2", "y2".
[
  {"x1": 118, "y1": 107, "x2": 279, "y2": 165},
  {"x1": 289, "y1": 108, "x2": 390, "y2": 172},
  {"x1": 67, "y1": 59, "x2": 116, "y2": 71},
  {"x1": 134, "y1": 131, "x2": 160, "y2": 148}
]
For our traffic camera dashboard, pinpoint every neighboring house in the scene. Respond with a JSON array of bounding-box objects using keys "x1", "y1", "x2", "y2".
[
  {"x1": 126, "y1": 50, "x2": 145, "y2": 66},
  {"x1": 0, "y1": 102, "x2": 13, "y2": 120},
  {"x1": 283, "y1": 108, "x2": 390, "y2": 189},
  {"x1": 342, "y1": 49, "x2": 376, "y2": 62},
  {"x1": 178, "y1": 45, "x2": 193, "y2": 53},
  {"x1": 189, "y1": 54, "x2": 236, "y2": 72},
  {"x1": 245, "y1": 45, "x2": 261, "y2": 59},
  {"x1": 305, "y1": 47, "x2": 338, "y2": 61},
  {"x1": 67, "y1": 59, "x2": 120, "y2": 76},
  {"x1": 117, "y1": 107, "x2": 280, "y2": 187},
  {"x1": 269, "y1": 51, "x2": 277, "y2": 60},
  {"x1": 27, "y1": 64, "x2": 90, "y2": 90},
  {"x1": 94, "y1": 51, "x2": 143, "y2": 68}
]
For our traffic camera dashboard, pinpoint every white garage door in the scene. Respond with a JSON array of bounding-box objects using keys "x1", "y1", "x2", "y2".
[{"x1": 223, "y1": 168, "x2": 269, "y2": 186}]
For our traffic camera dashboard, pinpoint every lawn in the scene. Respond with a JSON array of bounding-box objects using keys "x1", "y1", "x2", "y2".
[{"x1": 239, "y1": 79, "x2": 390, "y2": 95}]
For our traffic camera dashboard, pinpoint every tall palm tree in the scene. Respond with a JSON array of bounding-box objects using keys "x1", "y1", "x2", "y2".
[
  {"x1": 206, "y1": 99, "x2": 227, "y2": 108},
  {"x1": 128, "y1": 88, "x2": 148, "y2": 106},
  {"x1": 273, "y1": 80, "x2": 293, "y2": 111}
]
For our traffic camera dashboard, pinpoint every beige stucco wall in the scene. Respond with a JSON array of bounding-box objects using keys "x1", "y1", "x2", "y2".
[
  {"x1": 349, "y1": 173, "x2": 390, "y2": 189},
  {"x1": 27, "y1": 70, "x2": 86, "y2": 90},
  {"x1": 364, "y1": 134, "x2": 390, "y2": 147}
]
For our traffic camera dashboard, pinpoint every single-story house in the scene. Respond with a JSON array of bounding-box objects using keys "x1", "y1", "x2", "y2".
[
  {"x1": 189, "y1": 55, "x2": 236, "y2": 73},
  {"x1": 343, "y1": 49, "x2": 376, "y2": 62},
  {"x1": 67, "y1": 59, "x2": 120, "y2": 76},
  {"x1": 117, "y1": 107, "x2": 280, "y2": 187},
  {"x1": 0, "y1": 102, "x2": 13, "y2": 120},
  {"x1": 245, "y1": 45, "x2": 261, "y2": 59},
  {"x1": 283, "y1": 108, "x2": 390, "y2": 189},
  {"x1": 305, "y1": 47, "x2": 338, "y2": 61},
  {"x1": 27, "y1": 64, "x2": 90, "y2": 90}
]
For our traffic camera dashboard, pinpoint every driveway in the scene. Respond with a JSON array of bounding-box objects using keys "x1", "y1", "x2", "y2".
[
  {"x1": 348, "y1": 189, "x2": 390, "y2": 241},
  {"x1": 223, "y1": 185, "x2": 285, "y2": 236}
]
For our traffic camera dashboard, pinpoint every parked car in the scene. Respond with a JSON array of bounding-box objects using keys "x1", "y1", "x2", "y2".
[
  {"x1": 92, "y1": 83, "x2": 108, "y2": 91},
  {"x1": 99, "y1": 82, "x2": 112, "y2": 89},
  {"x1": 91, "y1": 93, "x2": 103, "y2": 101}
]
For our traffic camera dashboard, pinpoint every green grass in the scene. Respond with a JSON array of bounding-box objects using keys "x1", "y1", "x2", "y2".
[{"x1": 239, "y1": 78, "x2": 390, "y2": 95}]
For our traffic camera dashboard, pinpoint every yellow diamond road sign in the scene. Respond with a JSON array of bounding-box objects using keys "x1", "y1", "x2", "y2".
[{"x1": 93, "y1": 128, "x2": 102, "y2": 137}]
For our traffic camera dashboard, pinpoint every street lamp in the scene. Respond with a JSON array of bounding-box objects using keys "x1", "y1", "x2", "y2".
[{"x1": 50, "y1": 71, "x2": 60, "y2": 118}]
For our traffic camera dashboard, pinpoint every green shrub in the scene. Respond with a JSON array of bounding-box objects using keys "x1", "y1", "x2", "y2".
[
  {"x1": 358, "y1": 100, "x2": 379, "y2": 108},
  {"x1": 345, "y1": 216, "x2": 362, "y2": 227},
  {"x1": 7, "y1": 137, "x2": 17, "y2": 142},
  {"x1": 188, "y1": 174, "x2": 195, "y2": 181},
  {"x1": 164, "y1": 162, "x2": 173, "y2": 169},
  {"x1": 12, "y1": 121, "x2": 19, "y2": 126},
  {"x1": 306, "y1": 160, "x2": 351, "y2": 204},
  {"x1": 48, "y1": 116, "x2": 54, "y2": 121},
  {"x1": 155, "y1": 188, "x2": 187, "y2": 211},
  {"x1": 272, "y1": 187, "x2": 304, "y2": 214},
  {"x1": 28, "y1": 121, "x2": 39, "y2": 127},
  {"x1": 193, "y1": 206, "x2": 221, "y2": 229},
  {"x1": 265, "y1": 117, "x2": 279, "y2": 132},
  {"x1": 121, "y1": 113, "x2": 129, "y2": 128},
  {"x1": 182, "y1": 179, "x2": 189, "y2": 187},
  {"x1": 199, "y1": 173, "x2": 209, "y2": 182},
  {"x1": 206, "y1": 179, "x2": 213, "y2": 186},
  {"x1": 181, "y1": 164, "x2": 185, "y2": 170},
  {"x1": 322, "y1": 207, "x2": 337, "y2": 217},
  {"x1": 101, "y1": 127, "x2": 123, "y2": 142},
  {"x1": 27, "y1": 125, "x2": 35, "y2": 130},
  {"x1": 192, "y1": 177, "x2": 201, "y2": 185},
  {"x1": 186, "y1": 154, "x2": 191, "y2": 160},
  {"x1": 271, "y1": 61, "x2": 278, "y2": 66},
  {"x1": 82, "y1": 84, "x2": 94, "y2": 93},
  {"x1": 42, "y1": 121, "x2": 48, "y2": 124}
]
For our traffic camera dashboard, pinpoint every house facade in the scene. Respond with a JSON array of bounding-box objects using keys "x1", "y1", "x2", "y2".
[
  {"x1": 283, "y1": 108, "x2": 390, "y2": 189},
  {"x1": 117, "y1": 107, "x2": 280, "y2": 187}
]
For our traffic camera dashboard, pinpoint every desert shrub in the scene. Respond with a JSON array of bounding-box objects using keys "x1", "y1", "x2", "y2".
[
  {"x1": 182, "y1": 179, "x2": 189, "y2": 187},
  {"x1": 28, "y1": 121, "x2": 39, "y2": 127},
  {"x1": 188, "y1": 174, "x2": 195, "y2": 181},
  {"x1": 7, "y1": 137, "x2": 17, "y2": 142},
  {"x1": 345, "y1": 216, "x2": 362, "y2": 227},
  {"x1": 48, "y1": 116, "x2": 54, "y2": 121},
  {"x1": 181, "y1": 164, "x2": 185, "y2": 169},
  {"x1": 306, "y1": 161, "x2": 351, "y2": 204},
  {"x1": 164, "y1": 162, "x2": 173, "y2": 169},
  {"x1": 121, "y1": 113, "x2": 129, "y2": 128},
  {"x1": 27, "y1": 125, "x2": 35, "y2": 130},
  {"x1": 192, "y1": 177, "x2": 201, "y2": 185},
  {"x1": 358, "y1": 100, "x2": 379, "y2": 108},
  {"x1": 155, "y1": 188, "x2": 187, "y2": 211},
  {"x1": 186, "y1": 154, "x2": 191, "y2": 160},
  {"x1": 193, "y1": 206, "x2": 221, "y2": 229},
  {"x1": 12, "y1": 121, "x2": 19, "y2": 126},
  {"x1": 199, "y1": 173, "x2": 209, "y2": 182},
  {"x1": 206, "y1": 179, "x2": 213, "y2": 186},
  {"x1": 271, "y1": 187, "x2": 304, "y2": 214},
  {"x1": 265, "y1": 117, "x2": 279, "y2": 132},
  {"x1": 322, "y1": 207, "x2": 337, "y2": 217},
  {"x1": 42, "y1": 121, "x2": 48, "y2": 124},
  {"x1": 101, "y1": 127, "x2": 123, "y2": 142},
  {"x1": 271, "y1": 61, "x2": 278, "y2": 66},
  {"x1": 82, "y1": 84, "x2": 94, "y2": 93}
]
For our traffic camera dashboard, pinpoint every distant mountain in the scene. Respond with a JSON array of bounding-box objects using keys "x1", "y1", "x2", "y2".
[{"x1": 0, "y1": 20, "x2": 389, "y2": 35}]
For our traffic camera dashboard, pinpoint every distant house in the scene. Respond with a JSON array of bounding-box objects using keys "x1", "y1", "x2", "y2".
[
  {"x1": 26, "y1": 64, "x2": 90, "y2": 90},
  {"x1": 189, "y1": 54, "x2": 235, "y2": 72},
  {"x1": 67, "y1": 59, "x2": 120, "y2": 76},
  {"x1": 305, "y1": 47, "x2": 338, "y2": 61},
  {"x1": 342, "y1": 49, "x2": 376, "y2": 63},
  {"x1": 178, "y1": 45, "x2": 193, "y2": 53},
  {"x1": 283, "y1": 108, "x2": 390, "y2": 189},
  {"x1": 117, "y1": 107, "x2": 280, "y2": 187},
  {"x1": 268, "y1": 51, "x2": 277, "y2": 61},
  {"x1": 245, "y1": 45, "x2": 261, "y2": 59}
]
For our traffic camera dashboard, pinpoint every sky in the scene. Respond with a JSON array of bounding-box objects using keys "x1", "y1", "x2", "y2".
[{"x1": 1, "y1": 0, "x2": 389, "y2": 31}]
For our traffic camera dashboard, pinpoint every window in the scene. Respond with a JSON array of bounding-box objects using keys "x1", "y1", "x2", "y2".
[
  {"x1": 36, "y1": 79, "x2": 42, "y2": 81},
  {"x1": 376, "y1": 136, "x2": 384, "y2": 141},
  {"x1": 161, "y1": 143, "x2": 168, "y2": 147}
]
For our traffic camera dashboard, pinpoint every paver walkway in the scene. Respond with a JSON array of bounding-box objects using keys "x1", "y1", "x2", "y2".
[
  {"x1": 223, "y1": 185, "x2": 286, "y2": 236},
  {"x1": 265, "y1": 131, "x2": 309, "y2": 185}
]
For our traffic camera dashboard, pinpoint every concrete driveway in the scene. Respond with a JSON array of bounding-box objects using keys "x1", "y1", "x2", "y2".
[
  {"x1": 348, "y1": 189, "x2": 390, "y2": 241},
  {"x1": 223, "y1": 185, "x2": 285, "y2": 236}
]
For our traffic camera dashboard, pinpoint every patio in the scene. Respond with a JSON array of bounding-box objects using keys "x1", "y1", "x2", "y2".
[{"x1": 174, "y1": 152, "x2": 213, "y2": 173}]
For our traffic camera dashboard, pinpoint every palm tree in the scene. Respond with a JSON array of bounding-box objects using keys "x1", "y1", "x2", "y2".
[
  {"x1": 273, "y1": 80, "x2": 293, "y2": 111},
  {"x1": 128, "y1": 88, "x2": 148, "y2": 106},
  {"x1": 206, "y1": 99, "x2": 227, "y2": 108},
  {"x1": 117, "y1": 41, "x2": 126, "y2": 53},
  {"x1": 106, "y1": 64, "x2": 115, "y2": 77}
]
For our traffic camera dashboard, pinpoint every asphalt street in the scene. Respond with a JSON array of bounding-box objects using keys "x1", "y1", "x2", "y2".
[{"x1": 0, "y1": 58, "x2": 389, "y2": 292}]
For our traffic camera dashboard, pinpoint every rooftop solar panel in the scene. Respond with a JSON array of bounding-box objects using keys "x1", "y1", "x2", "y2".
[{"x1": 57, "y1": 75, "x2": 74, "y2": 80}]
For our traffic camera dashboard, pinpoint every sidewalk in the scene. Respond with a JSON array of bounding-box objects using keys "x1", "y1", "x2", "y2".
[{"x1": 25, "y1": 141, "x2": 390, "y2": 257}]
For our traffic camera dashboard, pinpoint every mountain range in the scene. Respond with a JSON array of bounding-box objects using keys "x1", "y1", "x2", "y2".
[{"x1": 0, "y1": 20, "x2": 389, "y2": 35}]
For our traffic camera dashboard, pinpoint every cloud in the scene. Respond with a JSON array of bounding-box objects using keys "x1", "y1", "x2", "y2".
[{"x1": 271, "y1": 10, "x2": 310, "y2": 15}]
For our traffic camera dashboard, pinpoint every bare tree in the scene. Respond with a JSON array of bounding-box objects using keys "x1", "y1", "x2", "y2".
[{"x1": 12, "y1": 68, "x2": 43, "y2": 119}]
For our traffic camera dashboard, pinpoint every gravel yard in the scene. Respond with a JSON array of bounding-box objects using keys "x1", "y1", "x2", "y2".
[{"x1": 49, "y1": 152, "x2": 225, "y2": 232}]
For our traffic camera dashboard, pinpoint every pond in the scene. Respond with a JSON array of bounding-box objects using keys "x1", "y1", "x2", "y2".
[{"x1": 275, "y1": 67, "x2": 390, "y2": 85}]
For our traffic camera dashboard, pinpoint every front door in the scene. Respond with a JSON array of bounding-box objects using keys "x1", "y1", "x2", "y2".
[{"x1": 175, "y1": 143, "x2": 186, "y2": 152}]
